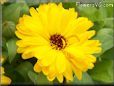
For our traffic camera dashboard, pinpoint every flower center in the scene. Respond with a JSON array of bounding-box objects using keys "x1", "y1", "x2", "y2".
[{"x1": 50, "y1": 34, "x2": 67, "y2": 50}]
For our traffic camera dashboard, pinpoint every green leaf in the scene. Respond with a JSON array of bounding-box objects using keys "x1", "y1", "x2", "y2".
[
  {"x1": 15, "y1": 0, "x2": 29, "y2": 15},
  {"x1": 98, "y1": 6, "x2": 113, "y2": 19},
  {"x1": 2, "y1": 37, "x2": 7, "y2": 51},
  {"x1": 3, "y1": 63, "x2": 25, "y2": 84},
  {"x1": 3, "y1": 2, "x2": 29, "y2": 24},
  {"x1": 6, "y1": 39, "x2": 17, "y2": 63},
  {"x1": 100, "y1": 47, "x2": 114, "y2": 59},
  {"x1": 28, "y1": 71, "x2": 52, "y2": 85},
  {"x1": 77, "y1": 6, "x2": 99, "y2": 21},
  {"x1": 98, "y1": 7, "x2": 107, "y2": 20},
  {"x1": 71, "y1": 72, "x2": 94, "y2": 84},
  {"x1": 3, "y1": 3, "x2": 21, "y2": 23},
  {"x1": 25, "y1": 0, "x2": 40, "y2": 6},
  {"x1": 63, "y1": 2, "x2": 76, "y2": 9},
  {"x1": 88, "y1": 59, "x2": 113, "y2": 83},
  {"x1": 104, "y1": 18, "x2": 114, "y2": 28},
  {"x1": 91, "y1": 21, "x2": 104, "y2": 31},
  {"x1": 106, "y1": 7, "x2": 113, "y2": 17},
  {"x1": 97, "y1": 7, "x2": 113, "y2": 28},
  {"x1": 16, "y1": 61, "x2": 33, "y2": 83},
  {"x1": 2, "y1": 21, "x2": 16, "y2": 39},
  {"x1": 93, "y1": 28, "x2": 113, "y2": 54},
  {"x1": 20, "y1": 4, "x2": 29, "y2": 15}
]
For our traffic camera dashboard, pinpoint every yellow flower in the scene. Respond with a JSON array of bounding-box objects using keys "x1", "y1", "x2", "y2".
[
  {"x1": 0, "y1": 56, "x2": 11, "y2": 85},
  {"x1": 15, "y1": 3, "x2": 101, "y2": 83},
  {"x1": 1, "y1": 67, "x2": 11, "y2": 85}
]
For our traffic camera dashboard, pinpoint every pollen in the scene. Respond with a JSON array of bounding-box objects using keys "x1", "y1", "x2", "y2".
[{"x1": 50, "y1": 34, "x2": 67, "y2": 50}]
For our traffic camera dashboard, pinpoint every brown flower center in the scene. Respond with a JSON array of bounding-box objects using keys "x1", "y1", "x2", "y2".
[{"x1": 50, "y1": 34, "x2": 67, "y2": 50}]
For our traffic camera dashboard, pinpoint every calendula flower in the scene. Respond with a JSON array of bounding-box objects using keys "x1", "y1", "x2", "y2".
[
  {"x1": 0, "y1": 56, "x2": 11, "y2": 85},
  {"x1": 15, "y1": 3, "x2": 101, "y2": 83}
]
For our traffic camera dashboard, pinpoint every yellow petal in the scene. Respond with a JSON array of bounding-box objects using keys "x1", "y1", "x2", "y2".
[
  {"x1": 69, "y1": 56, "x2": 87, "y2": 72},
  {"x1": 47, "y1": 64, "x2": 56, "y2": 81},
  {"x1": 60, "y1": 9, "x2": 78, "y2": 36},
  {"x1": 16, "y1": 36, "x2": 49, "y2": 47},
  {"x1": 64, "y1": 68, "x2": 73, "y2": 81},
  {"x1": 74, "y1": 17, "x2": 94, "y2": 33},
  {"x1": 17, "y1": 47, "x2": 26, "y2": 53},
  {"x1": 83, "y1": 40, "x2": 101, "y2": 47},
  {"x1": 46, "y1": 3, "x2": 63, "y2": 35},
  {"x1": 34, "y1": 61, "x2": 42, "y2": 73},
  {"x1": 79, "y1": 30, "x2": 96, "y2": 40},
  {"x1": 37, "y1": 4, "x2": 49, "y2": 13},
  {"x1": 17, "y1": 15, "x2": 49, "y2": 40},
  {"x1": 1, "y1": 56, "x2": 5, "y2": 63},
  {"x1": 16, "y1": 24, "x2": 31, "y2": 36},
  {"x1": 40, "y1": 50, "x2": 56, "y2": 66},
  {"x1": 1, "y1": 75, "x2": 11, "y2": 85},
  {"x1": 22, "y1": 51, "x2": 34, "y2": 59},
  {"x1": 34, "y1": 46, "x2": 52, "y2": 60},
  {"x1": 87, "y1": 55, "x2": 96, "y2": 63},
  {"x1": 72, "y1": 66, "x2": 82, "y2": 80},
  {"x1": 64, "y1": 45, "x2": 85, "y2": 60},
  {"x1": 1, "y1": 67, "x2": 5, "y2": 74},
  {"x1": 63, "y1": 17, "x2": 93, "y2": 38},
  {"x1": 56, "y1": 51, "x2": 66, "y2": 73},
  {"x1": 57, "y1": 74, "x2": 63, "y2": 83},
  {"x1": 88, "y1": 63, "x2": 94, "y2": 69},
  {"x1": 42, "y1": 67, "x2": 49, "y2": 75},
  {"x1": 48, "y1": 64, "x2": 56, "y2": 75},
  {"x1": 47, "y1": 75, "x2": 55, "y2": 82},
  {"x1": 63, "y1": 60, "x2": 73, "y2": 81},
  {"x1": 67, "y1": 36, "x2": 80, "y2": 45},
  {"x1": 29, "y1": 7, "x2": 39, "y2": 18},
  {"x1": 81, "y1": 40, "x2": 102, "y2": 54}
]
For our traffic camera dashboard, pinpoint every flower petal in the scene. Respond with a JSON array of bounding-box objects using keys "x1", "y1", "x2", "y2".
[
  {"x1": 57, "y1": 74, "x2": 63, "y2": 83},
  {"x1": 40, "y1": 50, "x2": 56, "y2": 66},
  {"x1": 73, "y1": 67, "x2": 82, "y2": 80},
  {"x1": 1, "y1": 75, "x2": 11, "y2": 85},
  {"x1": 55, "y1": 51, "x2": 66, "y2": 73},
  {"x1": 42, "y1": 67, "x2": 49, "y2": 75},
  {"x1": 34, "y1": 61, "x2": 42, "y2": 73},
  {"x1": 63, "y1": 60, "x2": 73, "y2": 81}
]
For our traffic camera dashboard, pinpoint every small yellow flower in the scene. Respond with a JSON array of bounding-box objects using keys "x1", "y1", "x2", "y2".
[
  {"x1": 15, "y1": 3, "x2": 101, "y2": 83},
  {"x1": 0, "y1": 56, "x2": 11, "y2": 85}
]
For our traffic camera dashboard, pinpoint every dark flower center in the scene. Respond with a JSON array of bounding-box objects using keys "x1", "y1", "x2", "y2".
[{"x1": 50, "y1": 34, "x2": 67, "y2": 50}]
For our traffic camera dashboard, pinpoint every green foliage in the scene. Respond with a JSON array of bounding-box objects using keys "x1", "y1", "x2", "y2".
[
  {"x1": 88, "y1": 59, "x2": 113, "y2": 83},
  {"x1": 93, "y1": 28, "x2": 113, "y2": 54},
  {"x1": 2, "y1": 21, "x2": 16, "y2": 39},
  {"x1": 3, "y1": 62, "x2": 25, "y2": 84},
  {"x1": 15, "y1": 0, "x2": 29, "y2": 16},
  {"x1": 71, "y1": 73, "x2": 94, "y2": 84},
  {"x1": 28, "y1": 71, "x2": 52, "y2": 85},
  {"x1": 100, "y1": 47, "x2": 114, "y2": 59},
  {"x1": 63, "y1": 2, "x2": 76, "y2": 9},
  {"x1": 2, "y1": 2, "x2": 29, "y2": 24},
  {"x1": 16, "y1": 61, "x2": 33, "y2": 83},
  {"x1": 77, "y1": 6, "x2": 99, "y2": 21},
  {"x1": 6, "y1": 39, "x2": 17, "y2": 63},
  {"x1": 3, "y1": 3, "x2": 21, "y2": 23}
]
